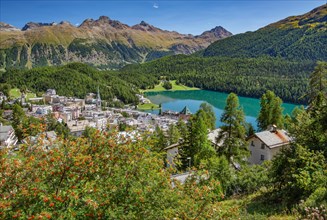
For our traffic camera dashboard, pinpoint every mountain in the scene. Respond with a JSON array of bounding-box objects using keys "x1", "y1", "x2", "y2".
[
  {"x1": 0, "y1": 22, "x2": 21, "y2": 32},
  {"x1": 203, "y1": 4, "x2": 327, "y2": 61},
  {"x1": 0, "y1": 16, "x2": 232, "y2": 69}
]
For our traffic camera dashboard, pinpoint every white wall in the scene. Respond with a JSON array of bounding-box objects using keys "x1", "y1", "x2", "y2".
[
  {"x1": 248, "y1": 137, "x2": 287, "y2": 164},
  {"x1": 248, "y1": 137, "x2": 270, "y2": 165}
]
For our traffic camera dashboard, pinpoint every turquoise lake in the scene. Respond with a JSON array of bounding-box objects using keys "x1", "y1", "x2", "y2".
[{"x1": 145, "y1": 90, "x2": 302, "y2": 129}]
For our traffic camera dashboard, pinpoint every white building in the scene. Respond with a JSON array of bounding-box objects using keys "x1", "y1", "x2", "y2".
[
  {"x1": 0, "y1": 125, "x2": 18, "y2": 149},
  {"x1": 248, "y1": 127, "x2": 291, "y2": 164},
  {"x1": 164, "y1": 143, "x2": 180, "y2": 168},
  {"x1": 67, "y1": 120, "x2": 93, "y2": 137},
  {"x1": 31, "y1": 105, "x2": 52, "y2": 115}
]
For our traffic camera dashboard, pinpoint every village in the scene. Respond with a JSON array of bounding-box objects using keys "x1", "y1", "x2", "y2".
[{"x1": 1, "y1": 88, "x2": 292, "y2": 167}]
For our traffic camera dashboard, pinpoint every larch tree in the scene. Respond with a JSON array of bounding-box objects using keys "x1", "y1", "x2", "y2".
[
  {"x1": 217, "y1": 93, "x2": 248, "y2": 163},
  {"x1": 167, "y1": 123, "x2": 181, "y2": 145},
  {"x1": 199, "y1": 102, "x2": 216, "y2": 130},
  {"x1": 308, "y1": 61, "x2": 327, "y2": 104},
  {"x1": 257, "y1": 90, "x2": 284, "y2": 130},
  {"x1": 180, "y1": 109, "x2": 215, "y2": 168}
]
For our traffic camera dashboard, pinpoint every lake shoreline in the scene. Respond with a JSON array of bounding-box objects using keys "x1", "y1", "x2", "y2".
[{"x1": 144, "y1": 90, "x2": 301, "y2": 129}]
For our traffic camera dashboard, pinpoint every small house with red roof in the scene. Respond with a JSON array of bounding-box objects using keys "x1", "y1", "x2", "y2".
[{"x1": 248, "y1": 125, "x2": 292, "y2": 164}]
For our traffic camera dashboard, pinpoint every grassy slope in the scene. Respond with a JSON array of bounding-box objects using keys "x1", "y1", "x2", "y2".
[
  {"x1": 220, "y1": 192, "x2": 296, "y2": 220},
  {"x1": 137, "y1": 103, "x2": 160, "y2": 110},
  {"x1": 143, "y1": 80, "x2": 199, "y2": 92},
  {"x1": 138, "y1": 80, "x2": 199, "y2": 110},
  {"x1": 9, "y1": 88, "x2": 36, "y2": 100}
]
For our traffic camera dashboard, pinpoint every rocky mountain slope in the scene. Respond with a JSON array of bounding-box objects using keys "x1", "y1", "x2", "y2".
[
  {"x1": 203, "y1": 4, "x2": 327, "y2": 61},
  {"x1": 0, "y1": 16, "x2": 232, "y2": 69}
]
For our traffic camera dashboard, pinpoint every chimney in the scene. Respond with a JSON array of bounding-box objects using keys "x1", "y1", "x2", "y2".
[{"x1": 272, "y1": 124, "x2": 277, "y2": 133}]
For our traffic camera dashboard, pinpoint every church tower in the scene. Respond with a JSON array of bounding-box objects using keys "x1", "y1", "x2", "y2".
[{"x1": 96, "y1": 86, "x2": 101, "y2": 111}]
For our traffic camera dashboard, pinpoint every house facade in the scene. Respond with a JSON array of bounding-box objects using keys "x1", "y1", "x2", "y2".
[
  {"x1": 165, "y1": 143, "x2": 180, "y2": 168},
  {"x1": 248, "y1": 127, "x2": 291, "y2": 164}
]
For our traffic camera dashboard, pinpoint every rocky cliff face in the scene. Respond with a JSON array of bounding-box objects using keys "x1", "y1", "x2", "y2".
[{"x1": 0, "y1": 17, "x2": 232, "y2": 69}]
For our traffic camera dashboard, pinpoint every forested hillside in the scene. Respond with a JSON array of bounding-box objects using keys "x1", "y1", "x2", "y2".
[
  {"x1": 119, "y1": 55, "x2": 315, "y2": 104},
  {"x1": 203, "y1": 5, "x2": 327, "y2": 61},
  {"x1": 0, "y1": 56, "x2": 317, "y2": 104},
  {"x1": 0, "y1": 63, "x2": 138, "y2": 104}
]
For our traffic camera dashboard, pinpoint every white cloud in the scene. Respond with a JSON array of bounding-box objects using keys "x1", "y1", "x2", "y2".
[
  {"x1": 153, "y1": 3, "x2": 159, "y2": 9},
  {"x1": 75, "y1": 23, "x2": 80, "y2": 26}
]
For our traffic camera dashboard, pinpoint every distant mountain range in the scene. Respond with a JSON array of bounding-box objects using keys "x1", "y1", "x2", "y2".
[
  {"x1": 0, "y1": 16, "x2": 232, "y2": 69},
  {"x1": 202, "y1": 4, "x2": 327, "y2": 61}
]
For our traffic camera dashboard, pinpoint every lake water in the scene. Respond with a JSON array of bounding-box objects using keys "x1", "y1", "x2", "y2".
[{"x1": 145, "y1": 90, "x2": 301, "y2": 129}]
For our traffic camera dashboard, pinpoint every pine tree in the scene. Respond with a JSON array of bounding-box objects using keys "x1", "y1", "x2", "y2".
[
  {"x1": 152, "y1": 126, "x2": 168, "y2": 152},
  {"x1": 167, "y1": 124, "x2": 180, "y2": 145},
  {"x1": 199, "y1": 102, "x2": 216, "y2": 130},
  {"x1": 257, "y1": 90, "x2": 284, "y2": 130},
  {"x1": 246, "y1": 123, "x2": 255, "y2": 137},
  {"x1": 308, "y1": 61, "x2": 327, "y2": 105},
  {"x1": 12, "y1": 104, "x2": 26, "y2": 141},
  {"x1": 176, "y1": 118, "x2": 188, "y2": 139},
  {"x1": 217, "y1": 93, "x2": 248, "y2": 163},
  {"x1": 180, "y1": 109, "x2": 216, "y2": 168}
]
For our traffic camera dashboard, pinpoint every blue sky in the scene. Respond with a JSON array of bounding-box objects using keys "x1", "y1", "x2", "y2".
[{"x1": 0, "y1": 0, "x2": 325, "y2": 35}]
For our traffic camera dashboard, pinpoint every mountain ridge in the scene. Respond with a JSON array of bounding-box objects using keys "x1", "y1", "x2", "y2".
[
  {"x1": 0, "y1": 16, "x2": 232, "y2": 69},
  {"x1": 203, "y1": 4, "x2": 327, "y2": 61}
]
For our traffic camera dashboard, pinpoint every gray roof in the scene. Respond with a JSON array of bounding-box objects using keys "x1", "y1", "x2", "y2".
[
  {"x1": 180, "y1": 106, "x2": 192, "y2": 115},
  {"x1": 0, "y1": 126, "x2": 14, "y2": 141},
  {"x1": 164, "y1": 142, "x2": 180, "y2": 150},
  {"x1": 254, "y1": 129, "x2": 291, "y2": 148},
  {"x1": 171, "y1": 172, "x2": 191, "y2": 185}
]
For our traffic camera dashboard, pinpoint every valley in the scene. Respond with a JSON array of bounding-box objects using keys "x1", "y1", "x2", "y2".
[{"x1": 0, "y1": 2, "x2": 326, "y2": 219}]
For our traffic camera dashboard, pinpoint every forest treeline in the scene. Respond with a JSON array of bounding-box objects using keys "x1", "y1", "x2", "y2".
[
  {"x1": 202, "y1": 26, "x2": 327, "y2": 61},
  {"x1": 0, "y1": 57, "x2": 318, "y2": 104},
  {"x1": 119, "y1": 55, "x2": 316, "y2": 104},
  {"x1": 0, "y1": 63, "x2": 138, "y2": 104}
]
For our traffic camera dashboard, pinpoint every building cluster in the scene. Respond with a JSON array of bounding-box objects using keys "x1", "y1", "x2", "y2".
[{"x1": 1, "y1": 89, "x2": 192, "y2": 149}]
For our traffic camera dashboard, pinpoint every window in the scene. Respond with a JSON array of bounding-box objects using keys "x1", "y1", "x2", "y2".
[
  {"x1": 251, "y1": 141, "x2": 254, "y2": 146},
  {"x1": 261, "y1": 143, "x2": 265, "y2": 149},
  {"x1": 260, "y1": 155, "x2": 265, "y2": 161}
]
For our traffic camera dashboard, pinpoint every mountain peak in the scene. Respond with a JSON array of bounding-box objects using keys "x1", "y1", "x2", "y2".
[
  {"x1": 98, "y1": 16, "x2": 110, "y2": 22},
  {"x1": 22, "y1": 22, "x2": 57, "y2": 31},
  {"x1": 132, "y1": 21, "x2": 160, "y2": 32},
  {"x1": 140, "y1": 21, "x2": 150, "y2": 26},
  {"x1": 0, "y1": 22, "x2": 20, "y2": 32},
  {"x1": 59, "y1": 21, "x2": 73, "y2": 26},
  {"x1": 79, "y1": 16, "x2": 129, "y2": 29},
  {"x1": 198, "y1": 26, "x2": 232, "y2": 39},
  {"x1": 79, "y1": 18, "x2": 95, "y2": 28}
]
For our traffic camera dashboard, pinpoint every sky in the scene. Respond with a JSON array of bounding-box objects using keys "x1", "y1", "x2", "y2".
[{"x1": 0, "y1": 0, "x2": 325, "y2": 35}]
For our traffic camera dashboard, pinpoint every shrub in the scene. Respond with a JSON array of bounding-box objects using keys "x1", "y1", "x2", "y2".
[{"x1": 163, "y1": 81, "x2": 172, "y2": 90}]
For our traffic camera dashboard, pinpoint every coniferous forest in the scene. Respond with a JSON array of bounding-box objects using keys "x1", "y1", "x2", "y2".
[{"x1": 1, "y1": 57, "x2": 317, "y2": 105}]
